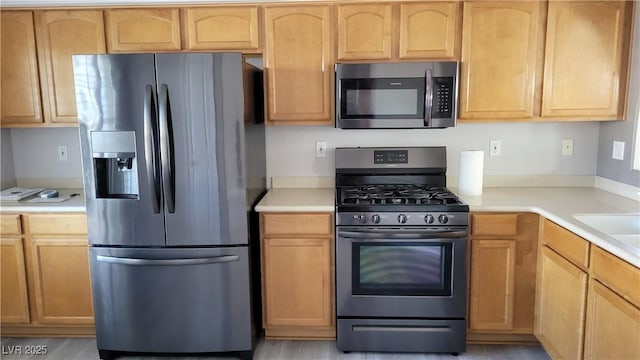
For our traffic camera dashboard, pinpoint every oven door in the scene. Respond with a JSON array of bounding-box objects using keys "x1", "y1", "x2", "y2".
[{"x1": 336, "y1": 227, "x2": 467, "y2": 318}]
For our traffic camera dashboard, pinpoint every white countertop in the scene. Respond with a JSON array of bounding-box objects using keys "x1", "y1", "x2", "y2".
[
  {"x1": 255, "y1": 186, "x2": 640, "y2": 267},
  {"x1": 0, "y1": 189, "x2": 86, "y2": 213},
  {"x1": 255, "y1": 188, "x2": 335, "y2": 212}
]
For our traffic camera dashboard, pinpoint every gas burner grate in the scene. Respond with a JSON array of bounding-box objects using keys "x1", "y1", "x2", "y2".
[{"x1": 339, "y1": 184, "x2": 464, "y2": 207}]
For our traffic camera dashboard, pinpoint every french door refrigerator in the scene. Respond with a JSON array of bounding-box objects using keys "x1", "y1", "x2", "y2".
[{"x1": 73, "y1": 53, "x2": 265, "y2": 360}]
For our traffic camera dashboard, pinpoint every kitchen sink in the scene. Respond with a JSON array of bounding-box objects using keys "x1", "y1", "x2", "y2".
[{"x1": 572, "y1": 214, "x2": 640, "y2": 249}]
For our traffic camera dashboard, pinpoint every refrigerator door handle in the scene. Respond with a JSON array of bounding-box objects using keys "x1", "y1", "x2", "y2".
[
  {"x1": 144, "y1": 85, "x2": 161, "y2": 213},
  {"x1": 96, "y1": 255, "x2": 240, "y2": 266},
  {"x1": 159, "y1": 84, "x2": 175, "y2": 214}
]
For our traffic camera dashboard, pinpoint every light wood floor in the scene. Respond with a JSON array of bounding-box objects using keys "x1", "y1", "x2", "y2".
[{"x1": 1, "y1": 336, "x2": 550, "y2": 360}]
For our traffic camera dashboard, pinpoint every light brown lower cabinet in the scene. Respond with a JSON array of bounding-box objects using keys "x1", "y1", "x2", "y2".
[
  {"x1": 468, "y1": 213, "x2": 539, "y2": 343},
  {"x1": 260, "y1": 213, "x2": 335, "y2": 339},
  {"x1": 535, "y1": 245, "x2": 588, "y2": 360},
  {"x1": 583, "y1": 280, "x2": 640, "y2": 360},
  {"x1": 534, "y1": 219, "x2": 640, "y2": 360},
  {"x1": 1, "y1": 215, "x2": 31, "y2": 324},
  {"x1": 0, "y1": 213, "x2": 94, "y2": 336}
]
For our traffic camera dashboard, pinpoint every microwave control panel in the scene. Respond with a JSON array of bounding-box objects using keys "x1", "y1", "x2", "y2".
[{"x1": 431, "y1": 77, "x2": 454, "y2": 119}]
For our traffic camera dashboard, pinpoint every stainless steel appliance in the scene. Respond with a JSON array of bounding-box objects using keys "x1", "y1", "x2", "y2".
[
  {"x1": 335, "y1": 62, "x2": 458, "y2": 129},
  {"x1": 73, "y1": 53, "x2": 265, "y2": 360},
  {"x1": 335, "y1": 147, "x2": 469, "y2": 354}
]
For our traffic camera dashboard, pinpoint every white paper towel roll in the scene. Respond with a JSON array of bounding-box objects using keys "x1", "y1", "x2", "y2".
[{"x1": 458, "y1": 150, "x2": 484, "y2": 196}]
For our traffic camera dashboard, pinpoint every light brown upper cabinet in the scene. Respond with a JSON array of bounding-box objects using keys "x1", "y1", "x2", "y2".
[
  {"x1": 35, "y1": 10, "x2": 106, "y2": 125},
  {"x1": 541, "y1": 1, "x2": 631, "y2": 120},
  {"x1": 105, "y1": 9, "x2": 181, "y2": 52},
  {"x1": 263, "y1": 5, "x2": 333, "y2": 125},
  {"x1": 459, "y1": 1, "x2": 542, "y2": 120},
  {"x1": 337, "y1": 4, "x2": 392, "y2": 60},
  {"x1": 399, "y1": 2, "x2": 459, "y2": 59},
  {"x1": 1, "y1": 11, "x2": 43, "y2": 125},
  {"x1": 182, "y1": 6, "x2": 260, "y2": 52}
]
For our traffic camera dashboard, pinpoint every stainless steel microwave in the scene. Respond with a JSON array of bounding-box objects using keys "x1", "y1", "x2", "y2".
[{"x1": 335, "y1": 62, "x2": 458, "y2": 129}]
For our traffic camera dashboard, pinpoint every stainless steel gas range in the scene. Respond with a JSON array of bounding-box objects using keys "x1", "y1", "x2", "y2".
[{"x1": 335, "y1": 147, "x2": 469, "y2": 355}]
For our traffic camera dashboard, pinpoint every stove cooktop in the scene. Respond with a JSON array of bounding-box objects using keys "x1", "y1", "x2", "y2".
[{"x1": 336, "y1": 184, "x2": 469, "y2": 212}]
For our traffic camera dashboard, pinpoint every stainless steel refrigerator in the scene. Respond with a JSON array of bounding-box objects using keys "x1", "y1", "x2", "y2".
[{"x1": 73, "y1": 53, "x2": 265, "y2": 360}]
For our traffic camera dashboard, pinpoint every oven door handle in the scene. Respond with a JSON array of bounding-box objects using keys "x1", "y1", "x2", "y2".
[{"x1": 338, "y1": 230, "x2": 467, "y2": 240}]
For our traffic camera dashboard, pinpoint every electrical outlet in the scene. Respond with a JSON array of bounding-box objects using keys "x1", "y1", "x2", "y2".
[
  {"x1": 490, "y1": 140, "x2": 501, "y2": 157},
  {"x1": 57, "y1": 145, "x2": 69, "y2": 161},
  {"x1": 562, "y1": 139, "x2": 574, "y2": 156},
  {"x1": 612, "y1": 141, "x2": 625, "y2": 160},
  {"x1": 316, "y1": 141, "x2": 327, "y2": 157}
]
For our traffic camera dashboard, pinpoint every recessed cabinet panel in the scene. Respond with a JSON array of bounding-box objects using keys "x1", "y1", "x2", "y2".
[
  {"x1": 0, "y1": 11, "x2": 43, "y2": 125},
  {"x1": 182, "y1": 7, "x2": 259, "y2": 51},
  {"x1": 583, "y1": 281, "x2": 640, "y2": 360},
  {"x1": 337, "y1": 4, "x2": 392, "y2": 60},
  {"x1": 264, "y1": 6, "x2": 333, "y2": 124},
  {"x1": 399, "y1": 2, "x2": 458, "y2": 59},
  {"x1": 469, "y1": 239, "x2": 516, "y2": 330},
  {"x1": 542, "y1": 1, "x2": 628, "y2": 118},
  {"x1": 0, "y1": 237, "x2": 31, "y2": 324},
  {"x1": 460, "y1": 2, "x2": 541, "y2": 119},
  {"x1": 35, "y1": 10, "x2": 106, "y2": 124},
  {"x1": 535, "y1": 246, "x2": 588, "y2": 360},
  {"x1": 30, "y1": 238, "x2": 94, "y2": 325},
  {"x1": 106, "y1": 9, "x2": 181, "y2": 52}
]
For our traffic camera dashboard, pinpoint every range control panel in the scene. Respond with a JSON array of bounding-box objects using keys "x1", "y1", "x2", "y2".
[{"x1": 374, "y1": 150, "x2": 408, "y2": 164}]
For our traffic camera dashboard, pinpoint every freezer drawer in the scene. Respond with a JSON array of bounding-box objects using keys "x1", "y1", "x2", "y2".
[
  {"x1": 90, "y1": 246, "x2": 251, "y2": 354},
  {"x1": 337, "y1": 318, "x2": 466, "y2": 354}
]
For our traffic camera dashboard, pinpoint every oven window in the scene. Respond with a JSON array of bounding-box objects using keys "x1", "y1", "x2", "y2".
[
  {"x1": 340, "y1": 78, "x2": 425, "y2": 119},
  {"x1": 353, "y1": 242, "x2": 452, "y2": 296}
]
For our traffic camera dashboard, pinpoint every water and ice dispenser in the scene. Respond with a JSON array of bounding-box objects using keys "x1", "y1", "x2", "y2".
[{"x1": 91, "y1": 131, "x2": 139, "y2": 199}]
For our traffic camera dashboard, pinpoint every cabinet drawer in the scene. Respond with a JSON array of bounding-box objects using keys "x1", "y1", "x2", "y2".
[
  {"x1": 543, "y1": 219, "x2": 590, "y2": 270},
  {"x1": 591, "y1": 246, "x2": 640, "y2": 307},
  {"x1": 26, "y1": 214, "x2": 87, "y2": 235},
  {"x1": 262, "y1": 213, "x2": 332, "y2": 236},
  {"x1": 0, "y1": 214, "x2": 22, "y2": 235},
  {"x1": 471, "y1": 213, "x2": 518, "y2": 236}
]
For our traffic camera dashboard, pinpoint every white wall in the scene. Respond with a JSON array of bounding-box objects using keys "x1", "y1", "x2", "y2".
[
  {"x1": 10, "y1": 128, "x2": 82, "y2": 181},
  {"x1": 1, "y1": 129, "x2": 17, "y2": 189},
  {"x1": 265, "y1": 122, "x2": 601, "y2": 180}
]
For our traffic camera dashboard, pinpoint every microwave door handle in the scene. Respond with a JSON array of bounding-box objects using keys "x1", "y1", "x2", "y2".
[{"x1": 424, "y1": 69, "x2": 433, "y2": 127}]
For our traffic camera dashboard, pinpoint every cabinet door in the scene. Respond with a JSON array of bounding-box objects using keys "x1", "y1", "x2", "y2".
[
  {"x1": 469, "y1": 239, "x2": 516, "y2": 330},
  {"x1": 264, "y1": 6, "x2": 333, "y2": 125},
  {"x1": 182, "y1": 7, "x2": 259, "y2": 51},
  {"x1": 399, "y1": 2, "x2": 458, "y2": 59},
  {"x1": 0, "y1": 11, "x2": 43, "y2": 125},
  {"x1": 35, "y1": 10, "x2": 106, "y2": 125},
  {"x1": 459, "y1": 2, "x2": 541, "y2": 119},
  {"x1": 337, "y1": 4, "x2": 392, "y2": 60},
  {"x1": 105, "y1": 9, "x2": 181, "y2": 52},
  {"x1": 262, "y1": 237, "x2": 332, "y2": 328},
  {"x1": 28, "y1": 237, "x2": 94, "y2": 325},
  {"x1": 584, "y1": 281, "x2": 640, "y2": 360},
  {"x1": 0, "y1": 237, "x2": 30, "y2": 324},
  {"x1": 542, "y1": 1, "x2": 629, "y2": 119},
  {"x1": 535, "y1": 246, "x2": 588, "y2": 360}
]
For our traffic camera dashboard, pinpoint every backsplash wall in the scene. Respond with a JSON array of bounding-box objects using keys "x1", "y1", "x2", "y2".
[
  {"x1": 265, "y1": 122, "x2": 601, "y2": 183},
  {"x1": 1, "y1": 129, "x2": 17, "y2": 189},
  {"x1": 0, "y1": 120, "x2": 604, "y2": 188},
  {"x1": 9, "y1": 127, "x2": 83, "y2": 181}
]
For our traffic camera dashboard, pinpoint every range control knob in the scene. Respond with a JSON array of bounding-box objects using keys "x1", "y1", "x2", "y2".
[
  {"x1": 353, "y1": 214, "x2": 366, "y2": 224},
  {"x1": 398, "y1": 214, "x2": 408, "y2": 224},
  {"x1": 424, "y1": 214, "x2": 435, "y2": 224},
  {"x1": 371, "y1": 214, "x2": 381, "y2": 224},
  {"x1": 438, "y1": 214, "x2": 449, "y2": 224}
]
